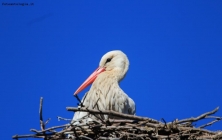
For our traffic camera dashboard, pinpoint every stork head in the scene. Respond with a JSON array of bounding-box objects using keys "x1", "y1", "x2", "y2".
[
  {"x1": 74, "y1": 50, "x2": 129, "y2": 95},
  {"x1": 99, "y1": 50, "x2": 129, "y2": 80}
]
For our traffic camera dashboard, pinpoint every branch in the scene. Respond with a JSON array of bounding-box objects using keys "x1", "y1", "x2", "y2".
[
  {"x1": 39, "y1": 97, "x2": 46, "y2": 140},
  {"x1": 66, "y1": 107, "x2": 161, "y2": 124},
  {"x1": 12, "y1": 133, "x2": 52, "y2": 139},
  {"x1": 57, "y1": 116, "x2": 72, "y2": 121},
  {"x1": 199, "y1": 119, "x2": 221, "y2": 129},
  {"x1": 39, "y1": 97, "x2": 45, "y2": 131},
  {"x1": 177, "y1": 107, "x2": 219, "y2": 124},
  {"x1": 31, "y1": 124, "x2": 68, "y2": 133},
  {"x1": 44, "y1": 118, "x2": 51, "y2": 125}
]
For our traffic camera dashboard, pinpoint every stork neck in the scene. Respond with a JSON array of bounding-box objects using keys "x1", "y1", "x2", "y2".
[{"x1": 113, "y1": 69, "x2": 126, "y2": 82}]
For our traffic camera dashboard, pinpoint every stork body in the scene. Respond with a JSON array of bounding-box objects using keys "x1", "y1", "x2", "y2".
[{"x1": 72, "y1": 50, "x2": 135, "y2": 121}]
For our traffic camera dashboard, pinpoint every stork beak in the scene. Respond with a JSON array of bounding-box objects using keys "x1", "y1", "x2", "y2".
[{"x1": 74, "y1": 67, "x2": 105, "y2": 95}]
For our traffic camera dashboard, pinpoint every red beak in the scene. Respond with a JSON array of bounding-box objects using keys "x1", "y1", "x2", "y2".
[{"x1": 74, "y1": 67, "x2": 105, "y2": 95}]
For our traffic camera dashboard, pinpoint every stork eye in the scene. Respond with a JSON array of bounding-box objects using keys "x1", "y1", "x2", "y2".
[{"x1": 105, "y1": 58, "x2": 112, "y2": 64}]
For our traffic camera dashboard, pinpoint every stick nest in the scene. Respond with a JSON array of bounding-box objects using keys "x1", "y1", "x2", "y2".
[{"x1": 13, "y1": 97, "x2": 222, "y2": 140}]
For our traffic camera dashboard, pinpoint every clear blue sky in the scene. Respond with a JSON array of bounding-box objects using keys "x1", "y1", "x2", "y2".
[{"x1": 0, "y1": 1, "x2": 222, "y2": 139}]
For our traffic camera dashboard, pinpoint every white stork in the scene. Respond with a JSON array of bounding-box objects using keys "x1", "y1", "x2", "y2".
[{"x1": 72, "y1": 50, "x2": 136, "y2": 122}]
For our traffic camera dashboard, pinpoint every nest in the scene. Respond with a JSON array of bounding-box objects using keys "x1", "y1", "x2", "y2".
[{"x1": 13, "y1": 97, "x2": 222, "y2": 140}]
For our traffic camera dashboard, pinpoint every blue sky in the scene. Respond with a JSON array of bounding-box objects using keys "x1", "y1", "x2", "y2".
[{"x1": 1, "y1": 1, "x2": 222, "y2": 139}]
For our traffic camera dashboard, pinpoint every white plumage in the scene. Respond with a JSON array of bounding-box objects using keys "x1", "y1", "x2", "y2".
[{"x1": 72, "y1": 50, "x2": 136, "y2": 122}]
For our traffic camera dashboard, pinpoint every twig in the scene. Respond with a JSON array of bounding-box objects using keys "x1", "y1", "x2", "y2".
[
  {"x1": 12, "y1": 134, "x2": 52, "y2": 139},
  {"x1": 45, "y1": 118, "x2": 51, "y2": 125},
  {"x1": 109, "y1": 119, "x2": 138, "y2": 123},
  {"x1": 66, "y1": 107, "x2": 160, "y2": 123},
  {"x1": 57, "y1": 116, "x2": 72, "y2": 121},
  {"x1": 31, "y1": 124, "x2": 68, "y2": 133},
  {"x1": 179, "y1": 127, "x2": 216, "y2": 134},
  {"x1": 74, "y1": 95, "x2": 84, "y2": 107},
  {"x1": 39, "y1": 97, "x2": 46, "y2": 140},
  {"x1": 177, "y1": 107, "x2": 219, "y2": 124},
  {"x1": 206, "y1": 116, "x2": 222, "y2": 119},
  {"x1": 161, "y1": 118, "x2": 167, "y2": 128},
  {"x1": 39, "y1": 97, "x2": 45, "y2": 131},
  {"x1": 79, "y1": 135, "x2": 93, "y2": 140},
  {"x1": 73, "y1": 127, "x2": 79, "y2": 139},
  {"x1": 30, "y1": 129, "x2": 39, "y2": 133},
  {"x1": 199, "y1": 119, "x2": 221, "y2": 129}
]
